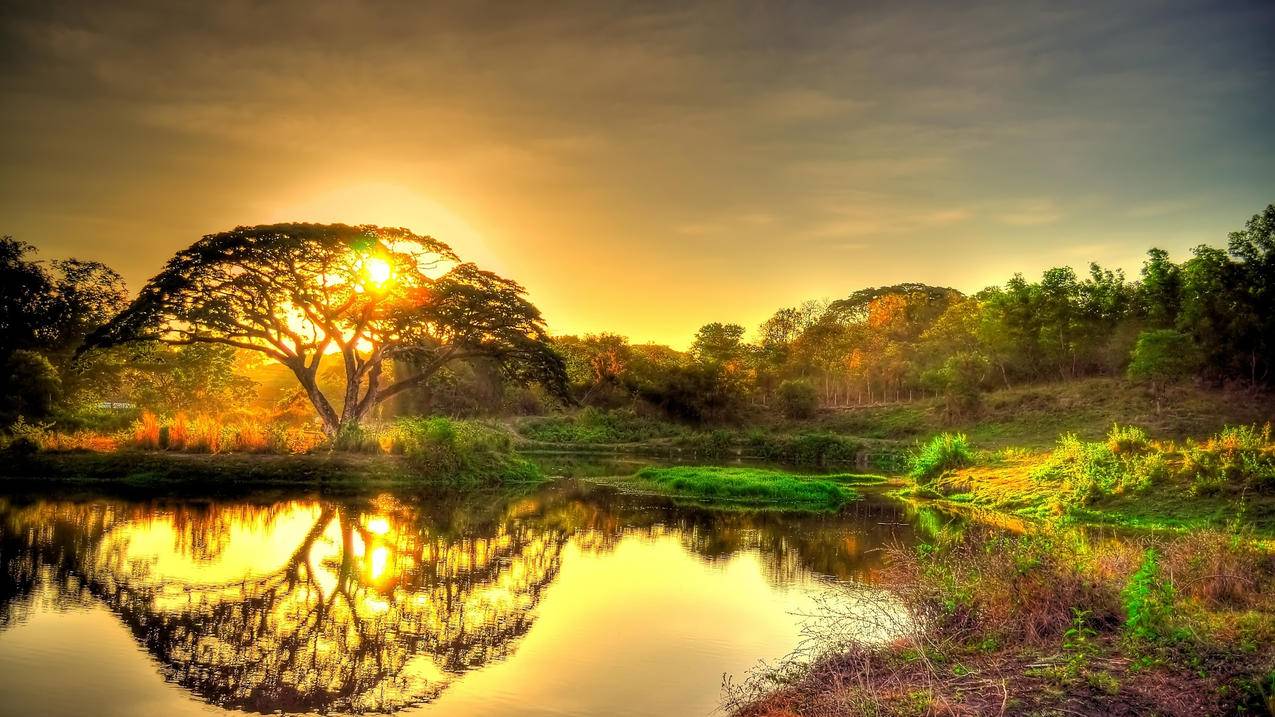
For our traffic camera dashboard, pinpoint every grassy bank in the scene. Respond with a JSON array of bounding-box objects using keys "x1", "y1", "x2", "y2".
[
  {"x1": 727, "y1": 526, "x2": 1275, "y2": 716},
  {"x1": 0, "y1": 449, "x2": 546, "y2": 495},
  {"x1": 600, "y1": 466, "x2": 882, "y2": 510},
  {"x1": 1, "y1": 416, "x2": 543, "y2": 490},
  {"x1": 512, "y1": 380, "x2": 1272, "y2": 472},
  {"x1": 902, "y1": 424, "x2": 1275, "y2": 534}
]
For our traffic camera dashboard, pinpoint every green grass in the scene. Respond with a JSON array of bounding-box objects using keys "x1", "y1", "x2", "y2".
[
  {"x1": 625, "y1": 466, "x2": 869, "y2": 508},
  {"x1": 909, "y1": 432, "x2": 973, "y2": 483},
  {"x1": 912, "y1": 423, "x2": 1275, "y2": 535}
]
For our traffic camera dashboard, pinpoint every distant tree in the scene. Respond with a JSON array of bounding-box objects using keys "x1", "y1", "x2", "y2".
[
  {"x1": 1225, "y1": 204, "x2": 1275, "y2": 386},
  {"x1": 0, "y1": 237, "x2": 127, "y2": 420},
  {"x1": 1127, "y1": 329, "x2": 1198, "y2": 412},
  {"x1": 923, "y1": 351, "x2": 988, "y2": 417},
  {"x1": 776, "y1": 379, "x2": 818, "y2": 419},
  {"x1": 553, "y1": 333, "x2": 633, "y2": 406},
  {"x1": 1178, "y1": 245, "x2": 1240, "y2": 384},
  {"x1": 1138, "y1": 248, "x2": 1182, "y2": 329},
  {"x1": 689, "y1": 323, "x2": 747, "y2": 366},
  {"x1": 1, "y1": 350, "x2": 61, "y2": 422},
  {"x1": 0, "y1": 237, "x2": 53, "y2": 353},
  {"x1": 85, "y1": 224, "x2": 567, "y2": 436}
]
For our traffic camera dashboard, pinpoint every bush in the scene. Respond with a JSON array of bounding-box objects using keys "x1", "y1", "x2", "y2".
[
  {"x1": 748, "y1": 431, "x2": 863, "y2": 466},
  {"x1": 1106, "y1": 424, "x2": 1150, "y2": 454},
  {"x1": 519, "y1": 407, "x2": 683, "y2": 444},
  {"x1": 909, "y1": 433, "x2": 972, "y2": 484},
  {"x1": 1182, "y1": 424, "x2": 1275, "y2": 493},
  {"x1": 392, "y1": 417, "x2": 540, "y2": 484},
  {"x1": 776, "y1": 379, "x2": 819, "y2": 419}
]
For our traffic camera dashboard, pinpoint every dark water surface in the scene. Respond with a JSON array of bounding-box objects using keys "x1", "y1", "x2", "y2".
[{"x1": 0, "y1": 474, "x2": 928, "y2": 717}]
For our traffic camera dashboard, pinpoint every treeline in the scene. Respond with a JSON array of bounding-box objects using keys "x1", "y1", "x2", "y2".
[
  {"x1": 2, "y1": 204, "x2": 1272, "y2": 429},
  {"x1": 0, "y1": 237, "x2": 257, "y2": 427},
  {"x1": 553, "y1": 204, "x2": 1275, "y2": 420}
]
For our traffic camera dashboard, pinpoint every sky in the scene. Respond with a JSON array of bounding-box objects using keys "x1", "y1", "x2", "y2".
[{"x1": 2, "y1": 0, "x2": 1272, "y2": 348}]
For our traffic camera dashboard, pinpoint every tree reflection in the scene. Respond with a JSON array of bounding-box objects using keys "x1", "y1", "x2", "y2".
[{"x1": 0, "y1": 484, "x2": 918, "y2": 714}]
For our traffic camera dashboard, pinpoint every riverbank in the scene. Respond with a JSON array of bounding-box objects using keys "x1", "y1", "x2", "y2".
[
  {"x1": 0, "y1": 449, "x2": 546, "y2": 496},
  {"x1": 727, "y1": 420, "x2": 1275, "y2": 716},
  {"x1": 900, "y1": 424, "x2": 1275, "y2": 535},
  {"x1": 727, "y1": 525, "x2": 1275, "y2": 716},
  {"x1": 509, "y1": 379, "x2": 1272, "y2": 468}
]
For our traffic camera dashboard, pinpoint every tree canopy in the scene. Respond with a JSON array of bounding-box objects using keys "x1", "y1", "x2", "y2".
[{"x1": 85, "y1": 223, "x2": 567, "y2": 434}]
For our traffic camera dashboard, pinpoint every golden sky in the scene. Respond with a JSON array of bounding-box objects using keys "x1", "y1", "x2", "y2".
[{"x1": 1, "y1": 1, "x2": 1272, "y2": 347}]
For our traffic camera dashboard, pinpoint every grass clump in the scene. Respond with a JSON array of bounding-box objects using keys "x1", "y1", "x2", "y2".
[
  {"x1": 628, "y1": 466, "x2": 864, "y2": 508},
  {"x1": 909, "y1": 432, "x2": 972, "y2": 484}
]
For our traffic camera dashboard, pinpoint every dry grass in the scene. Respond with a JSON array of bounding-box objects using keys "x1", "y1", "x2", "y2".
[{"x1": 725, "y1": 527, "x2": 1275, "y2": 717}]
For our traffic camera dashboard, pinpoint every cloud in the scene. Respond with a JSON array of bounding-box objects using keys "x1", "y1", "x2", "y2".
[{"x1": 992, "y1": 199, "x2": 1064, "y2": 227}]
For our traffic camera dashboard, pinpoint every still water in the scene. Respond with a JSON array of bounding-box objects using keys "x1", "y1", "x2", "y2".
[{"x1": 0, "y1": 476, "x2": 926, "y2": 717}]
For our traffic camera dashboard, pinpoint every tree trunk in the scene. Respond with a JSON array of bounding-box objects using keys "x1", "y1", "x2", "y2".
[{"x1": 291, "y1": 365, "x2": 341, "y2": 437}]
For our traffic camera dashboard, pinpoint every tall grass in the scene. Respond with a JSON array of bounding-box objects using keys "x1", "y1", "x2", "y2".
[{"x1": 909, "y1": 432, "x2": 973, "y2": 483}]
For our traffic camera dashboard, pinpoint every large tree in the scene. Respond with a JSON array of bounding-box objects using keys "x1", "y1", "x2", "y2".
[{"x1": 85, "y1": 223, "x2": 567, "y2": 435}]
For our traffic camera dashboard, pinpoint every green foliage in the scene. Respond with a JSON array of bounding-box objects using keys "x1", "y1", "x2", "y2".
[
  {"x1": 1106, "y1": 423, "x2": 1150, "y2": 454},
  {"x1": 1127, "y1": 329, "x2": 1198, "y2": 408},
  {"x1": 923, "y1": 351, "x2": 988, "y2": 416},
  {"x1": 1030, "y1": 429, "x2": 1176, "y2": 511},
  {"x1": 776, "y1": 379, "x2": 818, "y2": 419},
  {"x1": 747, "y1": 431, "x2": 863, "y2": 466},
  {"x1": 1182, "y1": 424, "x2": 1275, "y2": 493},
  {"x1": 519, "y1": 407, "x2": 683, "y2": 444},
  {"x1": 909, "y1": 433, "x2": 973, "y2": 484},
  {"x1": 1123, "y1": 549, "x2": 1175, "y2": 643},
  {"x1": 629, "y1": 466, "x2": 860, "y2": 507},
  {"x1": 392, "y1": 417, "x2": 540, "y2": 484},
  {"x1": 2, "y1": 350, "x2": 62, "y2": 422}
]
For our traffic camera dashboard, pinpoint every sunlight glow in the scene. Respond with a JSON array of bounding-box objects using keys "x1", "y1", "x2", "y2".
[{"x1": 362, "y1": 257, "x2": 393, "y2": 287}]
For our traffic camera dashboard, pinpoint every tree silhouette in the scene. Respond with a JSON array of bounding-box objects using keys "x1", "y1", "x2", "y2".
[{"x1": 84, "y1": 223, "x2": 567, "y2": 434}]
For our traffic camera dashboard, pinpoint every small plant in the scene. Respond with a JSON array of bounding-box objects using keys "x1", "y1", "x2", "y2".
[
  {"x1": 1122, "y1": 549, "x2": 1175, "y2": 643},
  {"x1": 909, "y1": 433, "x2": 973, "y2": 484}
]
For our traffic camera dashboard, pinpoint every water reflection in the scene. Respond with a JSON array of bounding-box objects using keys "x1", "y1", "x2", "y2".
[{"x1": 0, "y1": 481, "x2": 923, "y2": 715}]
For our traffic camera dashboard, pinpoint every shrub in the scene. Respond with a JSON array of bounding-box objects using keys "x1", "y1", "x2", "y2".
[
  {"x1": 519, "y1": 407, "x2": 682, "y2": 444},
  {"x1": 1182, "y1": 424, "x2": 1275, "y2": 493},
  {"x1": 909, "y1": 433, "x2": 972, "y2": 484},
  {"x1": 889, "y1": 528, "x2": 1124, "y2": 646},
  {"x1": 1106, "y1": 424, "x2": 1150, "y2": 454},
  {"x1": 392, "y1": 417, "x2": 540, "y2": 484},
  {"x1": 776, "y1": 379, "x2": 819, "y2": 419},
  {"x1": 748, "y1": 431, "x2": 862, "y2": 466}
]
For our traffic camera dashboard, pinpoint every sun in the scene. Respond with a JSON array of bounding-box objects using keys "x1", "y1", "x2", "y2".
[{"x1": 362, "y1": 257, "x2": 393, "y2": 286}]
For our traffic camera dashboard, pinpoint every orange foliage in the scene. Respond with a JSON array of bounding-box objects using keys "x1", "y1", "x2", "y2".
[{"x1": 135, "y1": 411, "x2": 161, "y2": 449}]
